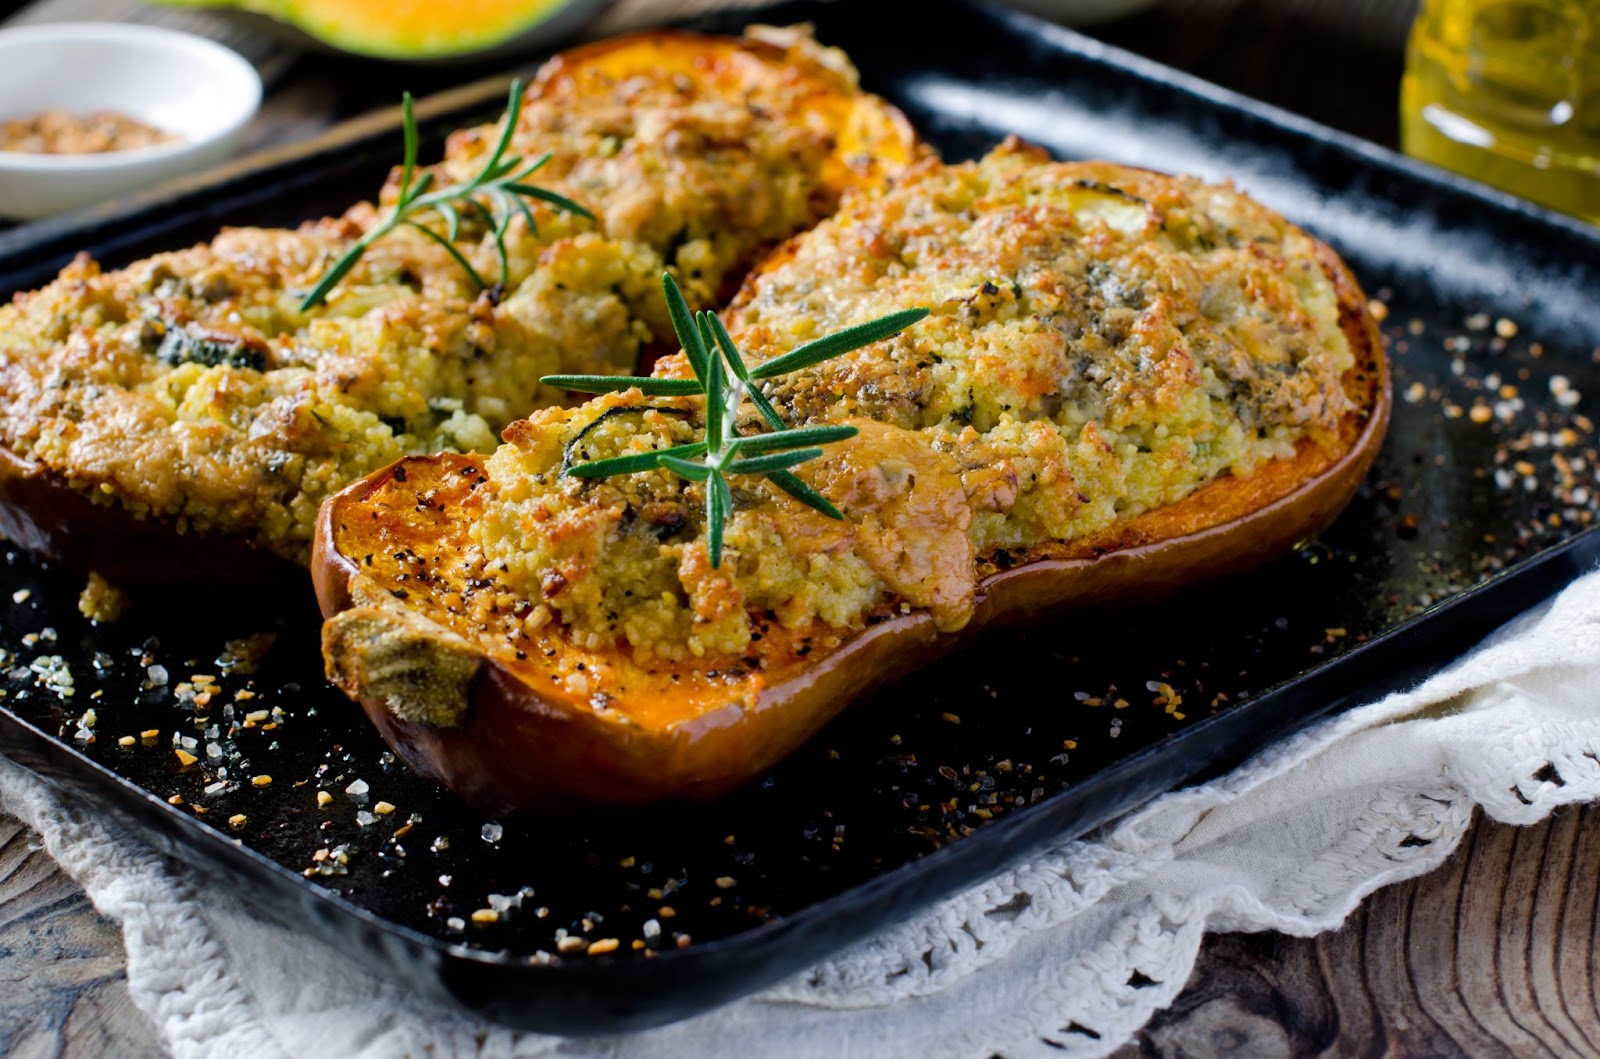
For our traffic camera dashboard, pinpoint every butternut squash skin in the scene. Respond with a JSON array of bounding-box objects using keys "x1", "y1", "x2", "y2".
[
  {"x1": 0, "y1": 445, "x2": 303, "y2": 597},
  {"x1": 313, "y1": 242, "x2": 1389, "y2": 815}
]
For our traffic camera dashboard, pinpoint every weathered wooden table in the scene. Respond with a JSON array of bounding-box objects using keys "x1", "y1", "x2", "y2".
[{"x1": 7, "y1": 0, "x2": 1598, "y2": 1055}]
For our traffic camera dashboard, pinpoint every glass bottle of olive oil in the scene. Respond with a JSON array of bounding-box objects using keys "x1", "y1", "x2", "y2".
[{"x1": 1401, "y1": 0, "x2": 1599, "y2": 223}]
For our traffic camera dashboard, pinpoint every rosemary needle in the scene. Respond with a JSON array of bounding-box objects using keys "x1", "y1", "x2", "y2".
[
  {"x1": 548, "y1": 273, "x2": 929, "y2": 568},
  {"x1": 301, "y1": 79, "x2": 594, "y2": 312}
]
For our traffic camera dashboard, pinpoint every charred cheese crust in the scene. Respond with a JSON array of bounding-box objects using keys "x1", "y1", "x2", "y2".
[
  {"x1": 0, "y1": 28, "x2": 920, "y2": 574},
  {"x1": 314, "y1": 147, "x2": 1390, "y2": 811}
]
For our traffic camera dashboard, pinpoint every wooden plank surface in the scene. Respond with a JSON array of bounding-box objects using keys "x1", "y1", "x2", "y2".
[
  {"x1": 8, "y1": 805, "x2": 1600, "y2": 1058},
  {"x1": 0, "y1": 815, "x2": 163, "y2": 1057},
  {"x1": 1112, "y1": 806, "x2": 1600, "y2": 1058},
  {"x1": 11, "y1": 1, "x2": 1599, "y2": 1057}
]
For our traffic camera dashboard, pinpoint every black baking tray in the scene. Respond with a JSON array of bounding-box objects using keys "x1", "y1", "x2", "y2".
[{"x1": 2, "y1": 0, "x2": 1599, "y2": 1036}]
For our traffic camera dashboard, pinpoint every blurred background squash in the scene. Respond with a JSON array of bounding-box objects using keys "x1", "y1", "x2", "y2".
[{"x1": 146, "y1": 0, "x2": 612, "y2": 61}]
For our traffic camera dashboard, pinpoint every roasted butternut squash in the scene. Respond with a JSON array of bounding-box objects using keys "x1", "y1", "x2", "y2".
[
  {"x1": 0, "y1": 28, "x2": 922, "y2": 590},
  {"x1": 314, "y1": 147, "x2": 1391, "y2": 814}
]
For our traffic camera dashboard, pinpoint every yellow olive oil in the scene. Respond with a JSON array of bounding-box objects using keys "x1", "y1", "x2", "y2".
[{"x1": 1401, "y1": 0, "x2": 1599, "y2": 223}]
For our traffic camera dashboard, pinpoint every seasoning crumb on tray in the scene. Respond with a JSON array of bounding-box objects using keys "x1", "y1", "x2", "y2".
[{"x1": 77, "y1": 572, "x2": 127, "y2": 624}]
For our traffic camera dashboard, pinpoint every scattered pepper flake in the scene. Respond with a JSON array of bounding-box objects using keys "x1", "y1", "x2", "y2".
[
  {"x1": 587, "y1": 938, "x2": 620, "y2": 955},
  {"x1": 316, "y1": 790, "x2": 333, "y2": 807},
  {"x1": 174, "y1": 748, "x2": 198, "y2": 767}
]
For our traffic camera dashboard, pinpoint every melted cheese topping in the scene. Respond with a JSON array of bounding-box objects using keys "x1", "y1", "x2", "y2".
[
  {"x1": 475, "y1": 144, "x2": 1358, "y2": 659},
  {"x1": 0, "y1": 28, "x2": 908, "y2": 563}
]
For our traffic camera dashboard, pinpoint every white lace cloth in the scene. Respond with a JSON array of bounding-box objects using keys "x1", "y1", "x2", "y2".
[{"x1": 5, "y1": 567, "x2": 1600, "y2": 1059}]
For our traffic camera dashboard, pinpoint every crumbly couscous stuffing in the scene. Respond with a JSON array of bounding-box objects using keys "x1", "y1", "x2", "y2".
[{"x1": 468, "y1": 144, "x2": 1359, "y2": 659}]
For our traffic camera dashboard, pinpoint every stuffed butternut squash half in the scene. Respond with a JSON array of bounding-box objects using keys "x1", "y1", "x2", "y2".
[
  {"x1": 0, "y1": 27, "x2": 919, "y2": 590},
  {"x1": 315, "y1": 142, "x2": 1390, "y2": 814}
]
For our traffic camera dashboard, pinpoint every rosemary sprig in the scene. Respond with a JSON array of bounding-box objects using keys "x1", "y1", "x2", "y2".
[
  {"x1": 300, "y1": 79, "x2": 595, "y2": 312},
  {"x1": 545, "y1": 274, "x2": 928, "y2": 568}
]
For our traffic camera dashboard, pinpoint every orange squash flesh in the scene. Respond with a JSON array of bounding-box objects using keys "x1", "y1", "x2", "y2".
[{"x1": 313, "y1": 241, "x2": 1390, "y2": 816}]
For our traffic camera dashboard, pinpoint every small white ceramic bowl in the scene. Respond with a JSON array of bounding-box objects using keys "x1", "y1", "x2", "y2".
[{"x1": 0, "y1": 22, "x2": 261, "y2": 220}]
